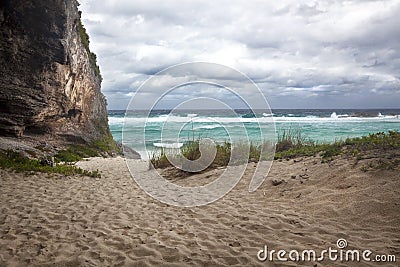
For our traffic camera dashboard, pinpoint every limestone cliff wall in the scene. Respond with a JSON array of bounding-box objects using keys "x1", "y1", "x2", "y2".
[{"x1": 0, "y1": 0, "x2": 111, "y2": 144}]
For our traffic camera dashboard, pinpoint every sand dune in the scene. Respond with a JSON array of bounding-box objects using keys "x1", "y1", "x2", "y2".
[{"x1": 0, "y1": 156, "x2": 399, "y2": 266}]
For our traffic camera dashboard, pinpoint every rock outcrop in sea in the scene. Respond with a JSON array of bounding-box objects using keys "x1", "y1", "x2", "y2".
[{"x1": 0, "y1": 0, "x2": 112, "y2": 149}]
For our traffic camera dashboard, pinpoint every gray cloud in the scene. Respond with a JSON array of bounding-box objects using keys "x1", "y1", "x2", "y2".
[{"x1": 79, "y1": 0, "x2": 400, "y2": 110}]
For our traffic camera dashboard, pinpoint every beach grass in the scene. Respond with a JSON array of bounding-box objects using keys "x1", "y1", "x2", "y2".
[
  {"x1": 54, "y1": 135, "x2": 119, "y2": 163},
  {"x1": 150, "y1": 130, "x2": 400, "y2": 172},
  {"x1": 0, "y1": 150, "x2": 101, "y2": 178},
  {"x1": 150, "y1": 140, "x2": 233, "y2": 169},
  {"x1": 149, "y1": 137, "x2": 272, "y2": 170},
  {"x1": 2, "y1": 130, "x2": 398, "y2": 177},
  {"x1": 275, "y1": 129, "x2": 400, "y2": 159}
]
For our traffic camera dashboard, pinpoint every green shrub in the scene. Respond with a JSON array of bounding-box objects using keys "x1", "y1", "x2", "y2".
[
  {"x1": 55, "y1": 150, "x2": 83, "y2": 162},
  {"x1": 77, "y1": 11, "x2": 102, "y2": 80},
  {"x1": 321, "y1": 145, "x2": 341, "y2": 159},
  {"x1": 54, "y1": 136, "x2": 119, "y2": 163},
  {"x1": 275, "y1": 130, "x2": 400, "y2": 160},
  {"x1": 0, "y1": 150, "x2": 100, "y2": 178}
]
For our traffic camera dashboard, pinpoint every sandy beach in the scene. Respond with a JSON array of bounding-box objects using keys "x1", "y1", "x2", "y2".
[
  {"x1": 0, "y1": 155, "x2": 399, "y2": 266},
  {"x1": 2, "y1": 0, "x2": 400, "y2": 266}
]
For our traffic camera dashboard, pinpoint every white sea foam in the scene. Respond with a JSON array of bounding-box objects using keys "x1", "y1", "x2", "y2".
[
  {"x1": 195, "y1": 125, "x2": 223, "y2": 130},
  {"x1": 109, "y1": 113, "x2": 400, "y2": 126},
  {"x1": 262, "y1": 113, "x2": 274, "y2": 117},
  {"x1": 108, "y1": 117, "x2": 125, "y2": 124},
  {"x1": 329, "y1": 112, "x2": 348, "y2": 118},
  {"x1": 274, "y1": 115, "x2": 399, "y2": 122},
  {"x1": 153, "y1": 142, "x2": 183, "y2": 149}
]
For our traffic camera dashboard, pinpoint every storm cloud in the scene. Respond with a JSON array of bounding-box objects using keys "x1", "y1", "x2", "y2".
[{"x1": 79, "y1": 0, "x2": 400, "y2": 109}]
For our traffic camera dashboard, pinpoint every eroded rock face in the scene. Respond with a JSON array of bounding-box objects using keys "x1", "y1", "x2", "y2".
[{"x1": 0, "y1": 0, "x2": 111, "y2": 144}]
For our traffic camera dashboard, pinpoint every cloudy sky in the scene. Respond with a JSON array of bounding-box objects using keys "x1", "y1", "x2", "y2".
[{"x1": 79, "y1": 0, "x2": 400, "y2": 110}]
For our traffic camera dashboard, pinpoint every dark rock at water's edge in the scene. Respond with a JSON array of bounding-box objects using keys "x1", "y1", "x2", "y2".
[
  {"x1": 0, "y1": 0, "x2": 114, "y2": 153},
  {"x1": 116, "y1": 143, "x2": 141, "y2": 160}
]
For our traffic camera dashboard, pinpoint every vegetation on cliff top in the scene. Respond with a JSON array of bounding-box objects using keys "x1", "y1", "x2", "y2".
[
  {"x1": 76, "y1": 10, "x2": 119, "y2": 154},
  {"x1": 77, "y1": 11, "x2": 102, "y2": 80}
]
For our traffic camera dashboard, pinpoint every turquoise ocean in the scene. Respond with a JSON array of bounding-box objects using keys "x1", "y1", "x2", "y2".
[{"x1": 108, "y1": 109, "x2": 400, "y2": 159}]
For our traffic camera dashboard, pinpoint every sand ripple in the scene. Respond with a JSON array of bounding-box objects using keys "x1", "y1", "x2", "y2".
[{"x1": 0, "y1": 156, "x2": 399, "y2": 266}]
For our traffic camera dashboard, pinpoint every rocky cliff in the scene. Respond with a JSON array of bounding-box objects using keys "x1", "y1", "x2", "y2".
[{"x1": 0, "y1": 0, "x2": 112, "y2": 147}]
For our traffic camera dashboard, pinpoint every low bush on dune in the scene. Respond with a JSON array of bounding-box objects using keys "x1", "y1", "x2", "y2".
[
  {"x1": 344, "y1": 131, "x2": 400, "y2": 150},
  {"x1": 275, "y1": 130, "x2": 400, "y2": 170}
]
